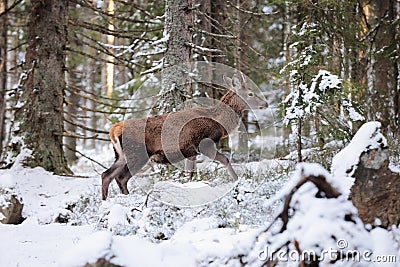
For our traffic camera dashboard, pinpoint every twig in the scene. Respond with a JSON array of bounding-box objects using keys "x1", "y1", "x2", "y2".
[
  {"x1": 0, "y1": 0, "x2": 23, "y2": 18},
  {"x1": 64, "y1": 144, "x2": 108, "y2": 169},
  {"x1": 64, "y1": 117, "x2": 109, "y2": 134}
]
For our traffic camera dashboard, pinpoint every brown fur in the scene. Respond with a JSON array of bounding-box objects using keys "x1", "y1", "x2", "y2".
[{"x1": 101, "y1": 74, "x2": 268, "y2": 200}]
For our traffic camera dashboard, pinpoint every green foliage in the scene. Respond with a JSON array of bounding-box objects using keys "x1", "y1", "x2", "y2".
[{"x1": 280, "y1": 8, "x2": 366, "y2": 149}]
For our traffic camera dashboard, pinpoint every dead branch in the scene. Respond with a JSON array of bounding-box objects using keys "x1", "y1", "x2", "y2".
[
  {"x1": 69, "y1": 0, "x2": 160, "y2": 24},
  {"x1": 64, "y1": 144, "x2": 108, "y2": 169},
  {"x1": 280, "y1": 174, "x2": 340, "y2": 231},
  {"x1": 69, "y1": 18, "x2": 163, "y2": 37},
  {"x1": 0, "y1": 0, "x2": 23, "y2": 18},
  {"x1": 64, "y1": 117, "x2": 109, "y2": 134},
  {"x1": 63, "y1": 130, "x2": 109, "y2": 142}
]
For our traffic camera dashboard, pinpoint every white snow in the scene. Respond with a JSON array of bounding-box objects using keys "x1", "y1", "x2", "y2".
[
  {"x1": 0, "y1": 172, "x2": 15, "y2": 189},
  {"x1": 0, "y1": 134, "x2": 399, "y2": 266},
  {"x1": 0, "y1": 167, "x2": 100, "y2": 223},
  {"x1": 256, "y1": 161, "x2": 399, "y2": 267},
  {"x1": 0, "y1": 222, "x2": 93, "y2": 267},
  {"x1": 60, "y1": 231, "x2": 113, "y2": 267},
  {"x1": 107, "y1": 204, "x2": 129, "y2": 230},
  {"x1": 152, "y1": 180, "x2": 235, "y2": 207}
]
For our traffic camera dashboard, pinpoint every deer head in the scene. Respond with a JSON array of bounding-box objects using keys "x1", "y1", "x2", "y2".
[{"x1": 222, "y1": 73, "x2": 268, "y2": 111}]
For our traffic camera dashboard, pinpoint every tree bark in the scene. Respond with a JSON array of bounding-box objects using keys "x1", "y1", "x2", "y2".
[
  {"x1": 350, "y1": 147, "x2": 400, "y2": 229},
  {"x1": 0, "y1": 0, "x2": 7, "y2": 155},
  {"x1": 6, "y1": 0, "x2": 71, "y2": 174},
  {"x1": 160, "y1": 0, "x2": 193, "y2": 112},
  {"x1": 233, "y1": 0, "x2": 250, "y2": 153},
  {"x1": 64, "y1": 67, "x2": 80, "y2": 164},
  {"x1": 370, "y1": 0, "x2": 398, "y2": 134},
  {"x1": 210, "y1": 0, "x2": 228, "y2": 100}
]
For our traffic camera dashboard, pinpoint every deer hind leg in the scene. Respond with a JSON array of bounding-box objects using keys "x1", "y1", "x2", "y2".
[
  {"x1": 115, "y1": 164, "x2": 131, "y2": 195},
  {"x1": 101, "y1": 160, "x2": 125, "y2": 200},
  {"x1": 199, "y1": 138, "x2": 238, "y2": 181},
  {"x1": 184, "y1": 156, "x2": 196, "y2": 181},
  {"x1": 115, "y1": 155, "x2": 148, "y2": 195}
]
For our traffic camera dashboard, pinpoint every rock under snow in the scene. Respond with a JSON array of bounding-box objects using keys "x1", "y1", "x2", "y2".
[
  {"x1": 331, "y1": 121, "x2": 399, "y2": 228},
  {"x1": 331, "y1": 121, "x2": 387, "y2": 195},
  {"x1": 0, "y1": 172, "x2": 24, "y2": 224},
  {"x1": 0, "y1": 188, "x2": 24, "y2": 224}
]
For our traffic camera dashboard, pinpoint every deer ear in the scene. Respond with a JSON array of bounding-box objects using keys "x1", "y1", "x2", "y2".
[
  {"x1": 232, "y1": 75, "x2": 241, "y2": 89},
  {"x1": 240, "y1": 72, "x2": 247, "y2": 84},
  {"x1": 223, "y1": 75, "x2": 233, "y2": 88}
]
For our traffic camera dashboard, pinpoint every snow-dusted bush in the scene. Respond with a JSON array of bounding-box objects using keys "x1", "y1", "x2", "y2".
[
  {"x1": 247, "y1": 162, "x2": 399, "y2": 267},
  {"x1": 280, "y1": 21, "x2": 364, "y2": 161}
]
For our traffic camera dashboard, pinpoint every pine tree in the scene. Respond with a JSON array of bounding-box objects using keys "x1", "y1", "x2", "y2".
[{"x1": 4, "y1": 0, "x2": 71, "y2": 174}]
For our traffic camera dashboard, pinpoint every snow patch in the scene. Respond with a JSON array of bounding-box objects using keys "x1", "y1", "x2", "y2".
[
  {"x1": 59, "y1": 231, "x2": 112, "y2": 267},
  {"x1": 152, "y1": 181, "x2": 234, "y2": 207}
]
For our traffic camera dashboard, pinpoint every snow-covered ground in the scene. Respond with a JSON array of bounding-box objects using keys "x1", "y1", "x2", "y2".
[
  {"x1": 0, "y1": 152, "x2": 289, "y2": 266},
  {"x1": 0, "y1": 122, "x2": 399, "y2": 266}
]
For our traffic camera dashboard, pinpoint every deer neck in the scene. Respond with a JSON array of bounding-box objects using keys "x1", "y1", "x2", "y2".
[{"x1": 213, "y1": 91, "x2": 245, "y2": 133}]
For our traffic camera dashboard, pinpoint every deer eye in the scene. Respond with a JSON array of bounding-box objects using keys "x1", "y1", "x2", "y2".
[{"x1": 248, "y1": 92, "x2": 254, "y2": 97}]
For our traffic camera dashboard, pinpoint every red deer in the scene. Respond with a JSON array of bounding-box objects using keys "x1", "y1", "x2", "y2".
[{"x1": 101, "y1": 74, "x2": 268, "y2": 200}]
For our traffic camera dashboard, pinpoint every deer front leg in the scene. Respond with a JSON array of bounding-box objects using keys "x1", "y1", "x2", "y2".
[
  {"x1": 199, "y1": 138, "x2": 238, "y2": 181},
  {"x1": 214, "y1": 152, "x2": 238, "y2": 181}
]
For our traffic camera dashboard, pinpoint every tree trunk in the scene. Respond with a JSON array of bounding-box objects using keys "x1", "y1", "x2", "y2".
[
  {"x1": 0, "y1": 0, "x2": 7, "y2": 155},
  {"x1": 195, "y1": 0, "x2": 213, "y2": 97},
  {"x1": 233, "y1": 0, "x2": 250, "y2": 153},
  {"x1": 5, "y1": 0, "x2": 71, "y2": 174},
  {"x1": 281, "y1": 2, "x2": 292, "y2": 150},
  {"x1": 297, "y1": 118, "x2": 302, "y2": 162},
  {"x1": 87, "y1": 53, "x2": 98, "y2": 150},
  {"x1": 106, "y1": 0, "x2": 115, "y2": 99},
  {"x1": 210, "y1": 0, "x2": 228, "y2": 100},
  {"x1": 370, "y1": 0, "x2": 397, "y2": 134},
  {"x1": 64, "y1": 67, "x2": 80, "y2": 164},
  {"x1": 160, "y1": 0, "x2": 193, "y2": 112}
]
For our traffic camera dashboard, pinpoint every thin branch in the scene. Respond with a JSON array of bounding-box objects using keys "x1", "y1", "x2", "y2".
[
  {"x1": 0, "y1": 0, "x2": 23, "y2": 18},
  {"x1": 63, "y1": 130, "x2": 109, "y2": 141},
  {"x1": 70, "y1": 0, "x2": 160, "y2": 24},
  {"x1": 64, "y1": 110, "x2": 91, "y2": 119},
  {"x1": 66, "y1": 83, "x2": 157, "y2": 102},
  {"x1": 64, "y1": 144, "x2": 108, "y2": 169},
  {"x1": 190, "y1": 26, "x2": 236, "y2": 39},
  {"x1": 65, "y1": 99, "x2": 154, "y2": 115},
  {"x1": 226, "y1": 0, "x2": 278, "y2": 16},
  {"x1": 65, "y1": 46, "x2": 128, "y2": 67},
  {"x1": 185, "y1": 42, "x2": 223, "y2": 54},
  {"x1": 69, "y1": 18, "x2": 163, "y2": 37},
  {"x1": 64, "y1": 117, "x2": 109, "y2": 134}
]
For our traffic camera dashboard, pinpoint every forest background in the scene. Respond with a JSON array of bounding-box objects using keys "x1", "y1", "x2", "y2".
[{"x1": 0, "y1": 0, "x2": 399, "y2": 176}]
